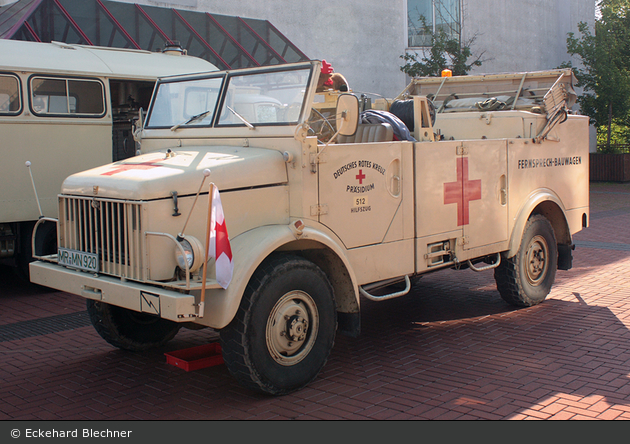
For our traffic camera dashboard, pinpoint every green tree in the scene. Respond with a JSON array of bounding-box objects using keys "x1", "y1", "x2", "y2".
[
  {"x1": 564, "y1": 0, "x2": 630, "y2": 151},
  {"x1": 400, "y1": 16, "x2": 483, "y2": 77}
]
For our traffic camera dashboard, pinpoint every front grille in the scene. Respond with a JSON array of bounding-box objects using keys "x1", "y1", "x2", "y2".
[{"x1": 59, "y1": 196, "x2": 144, "y2": 280}]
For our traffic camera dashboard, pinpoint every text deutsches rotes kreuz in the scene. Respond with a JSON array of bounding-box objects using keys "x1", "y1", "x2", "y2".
[
  {"x1": 333, "y1": 160, "x2": 386, "y2": 193},
  {"x1": 333, "y1": 160, "x2": 387, "y2": 214}
]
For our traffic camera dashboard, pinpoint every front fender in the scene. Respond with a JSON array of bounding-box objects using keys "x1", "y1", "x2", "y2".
[
  {"x1": 198, "y1": 221, "x2": 359, "y2": 329},
  {"x1": 507, "y1": 188, "x2": 568, "y2": 258}
]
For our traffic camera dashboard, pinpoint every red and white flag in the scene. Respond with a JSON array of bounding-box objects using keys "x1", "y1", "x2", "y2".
[{"x1": 207, "y1": 184, "x2": 233, "y2": 289}]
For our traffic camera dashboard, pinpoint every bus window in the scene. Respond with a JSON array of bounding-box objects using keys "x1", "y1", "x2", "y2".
[
  {"x1": 0, "y1": 74, "x2": 21, "y2": 115},
  {"x1": 30, "y1": 77, "x2": 105, "y2": 116}
]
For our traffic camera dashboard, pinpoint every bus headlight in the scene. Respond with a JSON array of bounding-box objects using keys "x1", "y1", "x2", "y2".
[{"x1": 175, "y1": 235, "x2": 204, "y2": 273}]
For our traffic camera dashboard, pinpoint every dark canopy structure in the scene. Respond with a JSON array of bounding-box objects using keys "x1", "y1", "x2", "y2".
[{"x1": 0, "y1": 0, "x2": 309, "y2": 69}]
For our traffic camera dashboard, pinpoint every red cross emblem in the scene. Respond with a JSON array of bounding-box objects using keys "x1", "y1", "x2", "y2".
[
  {"x1": 215, "y1": 218, "x2": 233, "y2": 261},
  {"x1": 356, "y1": 169, "x2": 366, "y2": 184},
  {"x1": 101, "y1": 160, "x2": 163, "y2": 176},
  {"x1": 444, "y1": 157, "x2": 481, "y2": 226}
]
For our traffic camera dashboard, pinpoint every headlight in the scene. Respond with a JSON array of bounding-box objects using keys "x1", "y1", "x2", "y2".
[{"x1": 175, "y1": 235, "x2": 204, "y2": 273}]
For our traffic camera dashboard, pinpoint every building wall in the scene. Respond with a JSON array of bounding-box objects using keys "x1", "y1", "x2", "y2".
[
  {"x1": 1, "y1": 0, "x2": 596, "y2": 99},
  {"x1": 463, "y1": 0, "x2": 596, "y2": 74},
  {"x1": 81, "y1": 0, "x2": 410, "y2": 99}
]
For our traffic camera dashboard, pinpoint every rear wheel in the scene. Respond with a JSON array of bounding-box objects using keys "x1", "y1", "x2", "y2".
[
  {"x1": 87, "y1": 300, "x2": 181, "y2": 351},
  {"x1": 220, "y1": 255, "x2": 337, "y2": 395},
  {"x1": 494, "y1": 214, "x2": 558, "y2": 307}
]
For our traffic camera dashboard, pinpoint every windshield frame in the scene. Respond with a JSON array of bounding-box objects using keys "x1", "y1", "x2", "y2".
[{"x1": 145, "y1": 62, "x2": 315, "y2": 130}]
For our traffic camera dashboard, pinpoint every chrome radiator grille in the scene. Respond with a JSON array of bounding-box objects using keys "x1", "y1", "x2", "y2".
[{"x1": 59, "y1": 196, "x2": 144, "y2": 280}]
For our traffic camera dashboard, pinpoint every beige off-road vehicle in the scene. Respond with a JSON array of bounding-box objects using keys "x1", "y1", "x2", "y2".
[{"x1": 30, "y1": 61, "x2": 589, "y2": 395}]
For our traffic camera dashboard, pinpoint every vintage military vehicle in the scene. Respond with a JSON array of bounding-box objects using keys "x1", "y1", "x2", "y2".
[{"x1": 30, "y1": 61, "x2": 589, "y2": 395}]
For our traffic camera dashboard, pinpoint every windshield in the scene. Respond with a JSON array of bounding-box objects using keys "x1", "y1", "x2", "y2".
[
  {"x1": 146, "y1": 65, "x2": 312, "y2": 129},
  {"x1": 218, "y1": 68, "x2": 310, "y2": 126},
  {"x1": 147, "y1": 76, "x2": 223, "y2": 128}
]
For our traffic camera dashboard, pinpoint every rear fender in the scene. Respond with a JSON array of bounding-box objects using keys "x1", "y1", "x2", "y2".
[{"x1": 507, "y1": 188, "x2": 571, "y2": 259}]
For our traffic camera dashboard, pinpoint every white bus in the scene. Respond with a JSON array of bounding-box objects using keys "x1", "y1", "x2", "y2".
[{"x1": 0, "y1": 39, "x2": 216, "y2": 276}]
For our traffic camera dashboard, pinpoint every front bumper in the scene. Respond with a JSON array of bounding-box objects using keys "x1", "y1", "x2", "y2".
[{"x1": 30, "y1": 261, "x2": 198, "y2": 322}]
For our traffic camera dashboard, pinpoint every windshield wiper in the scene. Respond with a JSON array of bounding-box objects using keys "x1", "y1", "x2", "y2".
[
  {"x1": 170, "y1": 109, "x2": 213, "y2": 131},
  {"x1": 226, "y1": 106, "x2": 255, "y2": 130}
]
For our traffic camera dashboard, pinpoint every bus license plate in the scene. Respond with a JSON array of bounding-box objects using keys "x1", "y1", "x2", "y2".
[{"x1": 58, "y1": 248, "x2": 99, "y2": 272}]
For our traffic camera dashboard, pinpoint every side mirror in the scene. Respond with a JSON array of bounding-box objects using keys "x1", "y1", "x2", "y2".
[{"x1": 336, "y1": 94, "x2": 359, "y2": 137}]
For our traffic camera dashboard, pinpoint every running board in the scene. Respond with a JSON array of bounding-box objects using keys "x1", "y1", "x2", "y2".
[{"x1": 359, "y1": 275, "x2": 411, "y2": 301}]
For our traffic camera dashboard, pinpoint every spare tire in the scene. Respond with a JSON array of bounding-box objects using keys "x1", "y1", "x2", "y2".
[
  {"x1": 389, "y1": 99, "x2": 415, "y2": 132},
  {"x1": 389, "y1": 98, "x2": 437, "y2": 133}
]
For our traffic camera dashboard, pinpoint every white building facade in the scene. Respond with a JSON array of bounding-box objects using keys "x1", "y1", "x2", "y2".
[{"x1": 1, "y1": 0, "x2": 596, "y2": 99}]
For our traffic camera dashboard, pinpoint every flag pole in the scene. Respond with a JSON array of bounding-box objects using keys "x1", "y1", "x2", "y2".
[{"x1": 198, "y1": 182, "x2": 215, "y2": 318}]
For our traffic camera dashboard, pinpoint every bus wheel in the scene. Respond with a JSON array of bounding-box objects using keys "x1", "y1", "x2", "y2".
[
  {"x1": 494, "y1": 214, "x2": 558, "y2": 307},
  {"x1": 220, "y1": 255, "x2": 337, "y2": 395},
  {"x1": 87, "y1": 300, "x2": 181, "y2": 351}
]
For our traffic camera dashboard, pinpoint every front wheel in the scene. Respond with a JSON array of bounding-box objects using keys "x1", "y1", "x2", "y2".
[
  {"x1": 220, "y1": 255, "x2": 337, "y2": 395},
  {"x1": 494, "y1": 214, "x2": 558, "y2": 307},
  {"x1": 87, "y1": 300, "x2": 181, "y2": 351}
]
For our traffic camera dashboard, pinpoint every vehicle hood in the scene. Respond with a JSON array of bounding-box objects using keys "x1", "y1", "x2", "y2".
[{"x1": 62, "y1": 146, "x2": 287, "y2": 200}]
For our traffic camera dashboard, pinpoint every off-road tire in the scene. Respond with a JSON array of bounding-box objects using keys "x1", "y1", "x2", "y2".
[
  {"x1": 87, "y1": 300, "x2": 181, "y2": 351},
  {"x1": 220, "y1": 255, "x2": 337, "y2": 395},
  {"x1": 494, "y1": 214, "x2": 558, "y2": 307}
]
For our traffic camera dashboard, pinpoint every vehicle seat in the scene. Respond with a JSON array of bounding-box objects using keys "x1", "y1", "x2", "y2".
[{"x1": 337, "y1": 123, "x2": 393, "y2": 144}]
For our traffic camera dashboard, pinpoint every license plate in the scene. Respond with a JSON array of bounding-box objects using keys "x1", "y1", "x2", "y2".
[{"x1": 58, "y1": 248, "x2": 99, "y2": 272}]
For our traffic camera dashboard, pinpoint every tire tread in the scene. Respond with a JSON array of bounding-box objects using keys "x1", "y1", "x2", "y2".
[
  {"x1": 220, "y1": 254, "x2": 336, "y2": 395},
  {"x1": 87, "y1": 300, "x2": 180, "y2": 352},
  {"x1": 494, "y1": 214, "x2": 557, "y2": 307}
]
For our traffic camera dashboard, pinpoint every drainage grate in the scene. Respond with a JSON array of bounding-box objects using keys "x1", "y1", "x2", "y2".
[{"x1": 0, "y1": 311, "x2": 91, "y2": 343}]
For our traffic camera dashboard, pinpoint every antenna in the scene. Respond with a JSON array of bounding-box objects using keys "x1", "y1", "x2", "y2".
[
  {"x1": 177, "y1": 169, "x2": 211, "y2": 241},
  {"x1": 25, "y1": 161, "x2": 43, "y2": 218}
]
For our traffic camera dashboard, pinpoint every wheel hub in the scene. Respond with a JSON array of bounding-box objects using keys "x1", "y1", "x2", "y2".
[
  {"x1": 266, "y1": 290, "x2": 319, "y2": 366},
  {"x1": 526, "y1": 235, "x2": 548, "y2": 285},
  {"x1": 286, "y1": 312, "x2": 309, "y2": 342}
]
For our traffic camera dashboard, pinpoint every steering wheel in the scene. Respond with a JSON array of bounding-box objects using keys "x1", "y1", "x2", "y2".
[{"x1": 307, "y1": 108, "x2": 336, "y2": 143}]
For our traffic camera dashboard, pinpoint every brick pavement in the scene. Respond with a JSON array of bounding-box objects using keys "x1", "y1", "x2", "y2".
[{"x1": 1, "y1": 181, "x2": 630, "y2": 420}]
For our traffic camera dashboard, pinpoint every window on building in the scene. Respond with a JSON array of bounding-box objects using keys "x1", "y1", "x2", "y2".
[{"x1": 408, "y1": 0, "x2": 461, "y2": 47}]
